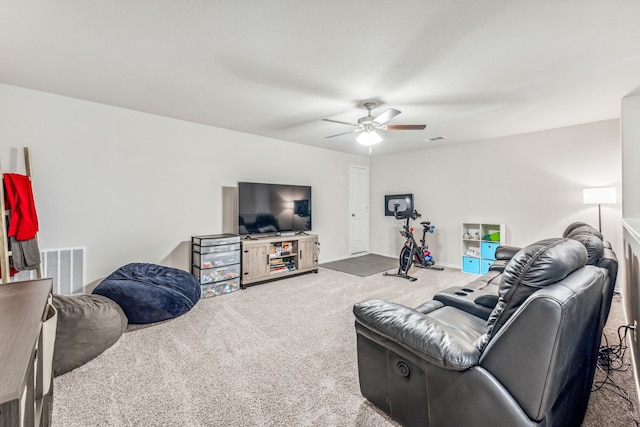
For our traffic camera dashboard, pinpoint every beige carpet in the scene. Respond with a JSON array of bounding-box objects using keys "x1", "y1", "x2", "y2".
[
  {"x1": 585, "y1": 292, "x2": 640, "y2": 426},
  {"x1": 52, "y1": 266, "x2": 638, "y2": 426}
]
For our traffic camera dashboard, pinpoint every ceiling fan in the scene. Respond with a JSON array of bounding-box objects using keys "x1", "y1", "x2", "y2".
[{"x1": 322, "y1": 102, "x2": 426, "y2": 147}]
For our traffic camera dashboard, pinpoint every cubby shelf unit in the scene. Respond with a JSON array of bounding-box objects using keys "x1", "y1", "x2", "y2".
[{"x1": 461, "y1": 222, "x2": 506, "y2": 274}]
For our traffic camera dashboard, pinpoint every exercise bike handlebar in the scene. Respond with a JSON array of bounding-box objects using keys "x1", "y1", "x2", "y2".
[{"x1": 394, "y1": 209, "x2": 421, "y2": 221}]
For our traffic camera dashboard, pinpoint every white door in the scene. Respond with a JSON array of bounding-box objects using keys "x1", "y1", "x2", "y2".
[{"x1": 349, "y1": 165, "x2": 369, "y2": 254}]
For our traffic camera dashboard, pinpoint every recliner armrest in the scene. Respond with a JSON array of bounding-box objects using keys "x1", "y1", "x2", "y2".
[
  {"x1": 475, "y1": 294, "x2": 499, "y2": 308},
  {"x1": 495, "y1": 245, "x2": 521, "y2": 261},
  {"x1": 354, "y1": 300, "x2": 481, "y2": 370},
  {"x1": 487, "y1": 246, "x2": 522, "y2": 273},
  {"x1": 414, "y1": 300, "x2": 446, "y2": 314},
  {"x1": 488, "y1": 260, "x2": 508, "y2": 273},
  {"x1": 599, "y1": 247, "x2": 618, "y2": 291}
]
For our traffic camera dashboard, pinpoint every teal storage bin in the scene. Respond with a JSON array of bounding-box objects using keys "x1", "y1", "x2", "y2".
[
  {"x1": 462, "y1": 256, "x2": 480, "y2": 274},
  {"x1": 481, "y1": 259, "x2": 494, "y2": 275},
  {"x1": 481, "y1": 241, "x2": 500, "y2": 260}
]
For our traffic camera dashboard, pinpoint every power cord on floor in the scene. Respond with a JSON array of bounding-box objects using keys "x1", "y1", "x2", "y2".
[{"x1": 593, "y1": 320, "x2": 640, "y2": 426}]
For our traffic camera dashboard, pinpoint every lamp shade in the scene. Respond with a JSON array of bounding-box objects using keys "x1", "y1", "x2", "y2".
[{"x1": 583, "y1": 187, "x2": 616, "y2": 205}]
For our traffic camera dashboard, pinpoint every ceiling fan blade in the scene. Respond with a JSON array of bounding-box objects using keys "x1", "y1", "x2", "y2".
[
  {"x1": 385, "y1": 124, "x2": 427, "y2": 130},
  {"x1": 373, "y1": 108, "x2": 401, "y2": 125},
  {"x1": 325, "y1": 129, "x2": 363, "y2": 138},
  {"x1": 321, "y1": 118, "x2": 359, "y2": 127}
]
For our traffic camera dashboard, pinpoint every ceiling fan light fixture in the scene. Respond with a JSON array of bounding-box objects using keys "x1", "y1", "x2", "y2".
[{"x1": 356, "y1": 130, "x2": 382, "y2": 146}]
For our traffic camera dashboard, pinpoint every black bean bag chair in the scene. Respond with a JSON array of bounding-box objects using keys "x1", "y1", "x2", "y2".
[
  {"x1": 92, "y1": 263, "x2": 201, "y2": 324},
  {"x1": 52, "y1": 294, "x2": 128, "y2": 376}
]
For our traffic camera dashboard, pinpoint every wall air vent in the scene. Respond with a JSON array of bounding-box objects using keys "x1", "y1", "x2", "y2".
[{"x1": 12, "y1": 246, "x2": 86, "y2": 295}]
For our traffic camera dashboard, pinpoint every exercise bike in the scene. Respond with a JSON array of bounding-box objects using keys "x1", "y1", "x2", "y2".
[{"x1": 384, "y1": 209, "x2": 443, "y2": 281}]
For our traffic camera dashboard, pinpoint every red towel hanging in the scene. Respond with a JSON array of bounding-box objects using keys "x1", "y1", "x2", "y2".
[{"x1": 3, "y1": 173, "x2": 39, "y2": 240}]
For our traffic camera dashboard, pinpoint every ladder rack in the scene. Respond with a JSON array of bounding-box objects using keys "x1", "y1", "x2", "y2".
[{"x1": 1, "y1": 147, "x2": 43, "y2": 284}]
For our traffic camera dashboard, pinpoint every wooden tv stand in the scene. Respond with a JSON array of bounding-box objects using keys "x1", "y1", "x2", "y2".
[{"x1": 240, "y1": 233, "x2": 319, "y2": 287}]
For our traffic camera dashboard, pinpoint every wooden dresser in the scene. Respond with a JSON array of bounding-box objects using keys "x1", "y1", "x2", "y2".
[{"x1": 0, "y1": 279, "x2": 54, "y2": 427}]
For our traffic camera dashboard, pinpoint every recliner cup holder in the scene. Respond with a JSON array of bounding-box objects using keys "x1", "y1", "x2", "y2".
[
  {"x1": 454, "y1": 291, "x2": 468, "y2": 296},
  {"x1": 461, "y1": 288, "x2": 475, "y2": 292}
]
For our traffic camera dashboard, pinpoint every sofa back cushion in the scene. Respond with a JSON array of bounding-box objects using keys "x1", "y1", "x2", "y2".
[
  {"x1": 477, "y1": 238, "x2": 587, "y2": 351},
  {"x1": 563, "y1": 222, "x2": 603, "y2": 240},
  {"x1": 565, "y1": 227, "x2": 605, "y2": 265},
  {"x1": 562, "y1": 222, "x2": 617, "y2": 313}
]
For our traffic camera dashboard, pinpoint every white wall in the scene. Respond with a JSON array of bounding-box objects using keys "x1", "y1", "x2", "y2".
[
  {"x1": 1, "y1": 82, "x2": 624, "y2": 287},
  {"x1": 370, "y1": 120, "x2": 622, "y2": 268},
  {"x1": 620, "y1": 88, "x2": 640, "y2": 403},
  {"x1": 0, "y1": 84, "x2": 368, "y2": 286},
  {"x1": 622, "y1": 93, "x2": 640, "y2": 218}
]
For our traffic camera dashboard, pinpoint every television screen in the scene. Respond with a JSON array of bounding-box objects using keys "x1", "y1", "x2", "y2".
[
  {"x1": 385, "y1": 194, "x2": 414, "y2": 218},
  {"x1": 238, "y1": 182, "x2": 312, "y2": 235}
]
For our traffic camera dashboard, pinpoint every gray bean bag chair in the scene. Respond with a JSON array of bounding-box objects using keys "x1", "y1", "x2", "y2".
[{"x1": 52, "y1": 294, "x2": 128, "y2": 376}]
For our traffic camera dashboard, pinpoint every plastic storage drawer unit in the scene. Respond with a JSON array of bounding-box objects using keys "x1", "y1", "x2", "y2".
[
  {"x1": 198, "y1": 243, "x2": 241, "y2": 255},
  {"x1": 194, "y1": 251, "x2": 241, "y2": 269},
  {"x1": 193, "y1": 264, "x2": 240, "y2": 285},
  {"x1": 193, "y1": 234, "x2": 240, "y2": 247},
  {"x1": 192, "y1": 234, "x2": 241, "y2": 298},
  {"x1": 201, "y1": 278, "x2": 240, "y2": 298}
]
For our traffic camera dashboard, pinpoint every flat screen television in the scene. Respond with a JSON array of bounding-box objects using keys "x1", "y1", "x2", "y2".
[
  {"x1": 238, "y1": 182, "x2": 312, "y2": 235},
  {"x1": 384, "y1": 194, "x2": 414, "y2": 218}
]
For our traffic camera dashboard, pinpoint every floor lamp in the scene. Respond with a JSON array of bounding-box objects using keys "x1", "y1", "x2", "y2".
[{"x1": 583, "y1": 187, "x2": 616, "y2": 232}]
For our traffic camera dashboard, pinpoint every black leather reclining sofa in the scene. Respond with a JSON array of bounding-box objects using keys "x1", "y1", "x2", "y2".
[
  {"x1": 353, "y1": 231, "x2": 615, "y2": 427},
  {"x1": 434, "y1": 222, "x2": 617, "y2": 326}
]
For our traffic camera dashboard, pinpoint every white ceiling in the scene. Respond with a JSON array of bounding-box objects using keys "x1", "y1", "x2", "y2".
[{"x1": 2, "y1": 1, "x2": 640, "y2": 156}]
